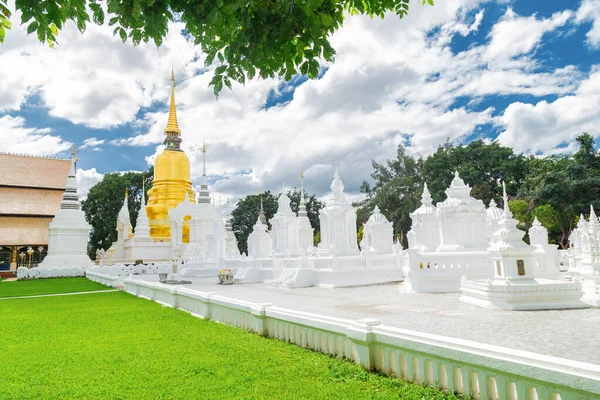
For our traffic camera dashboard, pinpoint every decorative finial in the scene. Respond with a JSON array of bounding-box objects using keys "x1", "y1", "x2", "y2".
[
  {"x1": 502, "y1": 181, "x2": 512, "y2": 218},
  {"x1": 125, "y1": 187, "x2": 129, "y2": 198},
  {"x1": 202, "y1": 142, "x2": 207, "y2": 153},
  {"x1": 164, "y1": 68, "x2": 181, "y2": 135},
  {"x1": 71, "y1": 144, "x2": 79, "y2": 171},
  {"x1": 300, "y1": 169, "x2": 304, "y2": 179}
]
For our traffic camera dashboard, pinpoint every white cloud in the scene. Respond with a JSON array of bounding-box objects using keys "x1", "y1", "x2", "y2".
[
  {"x1": 0, "y1": 115, "x2": 71, "y2": 155},
  {"x1": 80, "y1": 137, "x2": 105, "y2": 149},
  {"x1": 76, "y1": 167, "x2": 104, "y2": 199},
  {"x1": 485, "y1": 8, "x2": 572, "y2": 61},
  {"x1": 576, "y1": 0, "x2": 600, "y2": 48},
  {"x1": 496, "y1": 67, "x2": 600, "y2": 154}
]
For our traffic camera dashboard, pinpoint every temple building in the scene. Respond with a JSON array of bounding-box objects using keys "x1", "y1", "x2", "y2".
[
  {"x1": 0, "y1": 153, "x2": 71, "y2": 271},
  {"x1": 146, "y1": 69, "x2": 196, "y2": 241}
]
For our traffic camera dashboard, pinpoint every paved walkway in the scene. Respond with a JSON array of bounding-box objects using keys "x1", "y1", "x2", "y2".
[
  {"x1": 0, "y1": 289, "x2": 117, "y2": 300},
  {"x1": 133, "y1": 275, "x2": 600, "y2": 365}
]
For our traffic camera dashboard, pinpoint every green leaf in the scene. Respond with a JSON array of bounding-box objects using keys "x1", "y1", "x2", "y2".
[
  {"x1": 215, "y1": 65, "x2": 227, "y2": 74},
  {"x1": 27, "y1": 21, "x2": 38, "y2": 35},
  {"x1": 109, "y1": 16, "x2": 119, "y2": 26},
  {"x1": 119, "y1": 27, "x2": 127, "y2": 43}
]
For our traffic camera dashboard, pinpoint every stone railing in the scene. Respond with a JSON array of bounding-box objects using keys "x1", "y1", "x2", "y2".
[
  {"x1": 17, "y1": 266, "x2": 85, "y2": 280},
  {"x1": 121, "y1": 278, "x2": 600, "y2": 400},
  {"x1": 86, "y1": 270, "x2": 124, "y2": 288},
  {"x1": 86, "y1": 263, "x2": 172, "y2": 277}
]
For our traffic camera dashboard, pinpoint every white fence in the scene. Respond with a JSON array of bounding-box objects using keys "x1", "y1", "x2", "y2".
[
  {"x1": 120, "y1": 278, "x2": 600, "y2": 400},
  {"x1": 87, "y1": 263, "x2": 172, "y2": 276},
  {"x1": 17, "y1": 266, "x2": 85, "y2": 279}
]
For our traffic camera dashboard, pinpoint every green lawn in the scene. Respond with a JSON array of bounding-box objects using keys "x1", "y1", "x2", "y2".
[
  {"x1": 0, "y1": 279, "x2": 460, "y2": 400},
  {"x1": 0, "y1": 277, "x2": 109, "y2": 298}
]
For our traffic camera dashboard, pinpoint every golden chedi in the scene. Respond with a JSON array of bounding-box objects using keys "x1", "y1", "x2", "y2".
[{"x1": 146, "y1": 70, "x2": 195, "y2": 241}]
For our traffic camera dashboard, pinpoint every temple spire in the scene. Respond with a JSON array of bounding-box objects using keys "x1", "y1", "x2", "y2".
[
  {"x1": 163, "y1": 69, "x2": 183, "y2": 151},
  {"x1": 259, "y1": 188, "x2": 267, "y2": 225},
  {"x1": 197, "y1": 141, "x2": 210, "y2": 203},
  {"x1": 299, "y1": 169, "x2": 308, "y2": 217},
  {"x1": 165, "y1": 68, "x2": 181, "y2": 135},
  {"x1": 502, "y1": 181, "x2": 512, "y2": 218}
]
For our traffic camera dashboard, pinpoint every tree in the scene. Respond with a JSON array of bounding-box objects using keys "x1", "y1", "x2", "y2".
[
  {"x1": 421, "y1": 139, "x2": 529, "y2": 205},
  {"x1": 230, "y1": 188, "x2": 324, "y2": 254},
  {"x1": 355, "y1": 144, "x2": 422, "y2": 248},
  {"x1": 0, "y1": 0, "x2": 432, "y2": 95},
  {"x1": 230, "y1": 191, "x2": 278, "y2": 255},
  {"x1": 81, "y1": 167, "x2": 153, "y2": 258}
]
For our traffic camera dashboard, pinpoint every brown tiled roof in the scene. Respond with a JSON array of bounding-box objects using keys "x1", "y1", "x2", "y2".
[{"x1": 0, "y1": 153, "x2": 70, "y2": 189}]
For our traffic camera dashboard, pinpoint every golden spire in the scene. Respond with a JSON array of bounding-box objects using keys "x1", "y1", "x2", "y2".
[
  {"x1": 165, "y1": 68, "x2": 181, "y2": 134},
  {"x1": 300, "y1": 169, "x2": 304, "y2": 179},
  {"x1": 125, "y1": 187, "x2": 129, "y2": 198}
]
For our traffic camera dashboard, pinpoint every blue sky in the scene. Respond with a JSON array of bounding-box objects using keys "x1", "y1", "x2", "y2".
[{"x1": 1, "y1": 0, "x2": 599, "y2": 200}]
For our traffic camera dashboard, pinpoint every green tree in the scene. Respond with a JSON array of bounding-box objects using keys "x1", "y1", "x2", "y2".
[
  {"x1": 421, "y1": 139, "x2": 529, "y2": 205},
  {"x1": 230, "y1": 191, "x2": 278, "y2": 255},
  {"x1": 355, "y1": 144, "x2": 422, "y2": 248},
  {"x1": 1, "y1": 0, "x2": 432, "y2": 95},
  {"x1": 81, "y1": 167, "x2": 153, "y2": 258}
]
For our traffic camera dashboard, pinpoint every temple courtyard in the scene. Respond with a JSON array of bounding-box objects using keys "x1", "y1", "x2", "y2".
[
  {"x1": 128, "y1": 275, "x2": 600, "y2": 365},
  {"x1": 0, "y1": 278, "x2": 457, "y2": 400}
]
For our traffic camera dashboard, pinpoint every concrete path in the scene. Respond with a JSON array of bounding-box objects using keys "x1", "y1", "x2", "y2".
[
  {"x1": 132, "y1": 275, "x2": 600, "y2": 365},
  {"x1": 0, "y1": 289, "x2": 117, "y2": 300}
]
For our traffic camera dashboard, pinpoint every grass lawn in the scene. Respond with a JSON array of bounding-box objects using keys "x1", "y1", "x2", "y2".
[
  {"x1": 0, "y1": 277, "x2": 109, "y2": 298},
  {"x1": 0, "y1": 279, "x2": 461, "y2": 400}
]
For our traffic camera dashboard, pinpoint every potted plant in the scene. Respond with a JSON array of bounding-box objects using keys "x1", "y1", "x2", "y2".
[{"x1": 218, "y1": 269, "x2": 234, "y2": 285}]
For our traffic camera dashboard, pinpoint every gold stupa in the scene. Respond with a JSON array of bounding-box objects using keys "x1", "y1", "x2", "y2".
[{"x1": 146, "y1": 70, "x2": 195, "y2": 242}]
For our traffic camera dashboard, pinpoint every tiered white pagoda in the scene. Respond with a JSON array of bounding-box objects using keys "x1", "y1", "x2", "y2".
[
  {"x1": 460, "y1": 184, "x2": 586, "y2": 310},
  {"x1": 360, "y1": 206, "x2": 393, "y2": 253},
  {"x1": 270, "y1": 185, "x2": 300, "y2": 256},
  {"x1": 316, "y1": 169, "x2": 360, "y2": 257},
  {"x1": 528, "y1": 217, "x2": 560, "y2": 279},
  {"x1": 403, "y1": 172, "x2": 494, "y2": 293},
  {"x1": 39, "y1": 159, "x2": 94, "y2": 269}
]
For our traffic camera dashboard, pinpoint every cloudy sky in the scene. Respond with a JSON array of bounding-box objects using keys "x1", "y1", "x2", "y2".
[{"x1": 1, "y1": 0, "x2": 599, "y2": 202}]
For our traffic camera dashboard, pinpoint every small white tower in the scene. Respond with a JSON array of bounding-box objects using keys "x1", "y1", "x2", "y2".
[
  {"x1": 436, "y1": 172, "x2": 488, "y2": 252},
  {"x1": 40, "y1": 159, "x2": 93, "y2": 268},
  {"x1": 247, "y1": 217, "x2": 273, "y2": 258},
  {"x1": 318, "y1": 168, "x2": 359, "y2": 256},
  {"x1": 134, "y1": 179, "x2": 151, "y2": 241},
  {"x1": 271, "y1": 184, "x2": 299, "y2": 255},
  {"x1": 361, "y1": 206, "x2": 393, "y2": 254},
  {"x1": 296, "y1": 170, "x2": 314, "y2": 251},
  {"x1": 407, "y1": 183, "x2": 438, "y2": 251}
]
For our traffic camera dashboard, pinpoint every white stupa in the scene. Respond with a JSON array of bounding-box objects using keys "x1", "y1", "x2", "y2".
[
  {"x1": 271, "y1": 185, "x2": 299, "y2": 256},
  {"x1": 317, "y1": 168, "x2": 359, "y2": 256},
  {"x1": 40, "y1": 159, "x2": 94, "y2": 268},
  {"x1": 460, "y1": 183, "x2": 586, "y2": 310},
  {"x1": 296, "y1": 170, "x2": 314, "y2": 252}
]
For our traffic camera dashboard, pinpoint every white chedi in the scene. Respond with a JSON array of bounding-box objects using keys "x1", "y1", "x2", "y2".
[
  {"x1": 436, "y1": 172, "x2": 488, "y2": 252},
  {"x1": 406, "y1": 183, "x2": 438, "y2": 251},
  {"x1": 133, "y1": 185, "x2": 151, "y2": 241},
  {"x1": 318, "y1": 169, "x2": 359, "y2": 256},
  {"x1": 271, "y1": 186, "x2": 300, "y2": 256},
  {"x1": 460, "y1": 183, "x2": 585, "y2": 310},
  {"x1": 39, "y1": 159, "x2": 94, "y2": 269},
  {"x1": 360, "y1": 206, "x2": 393, "y2": 254},
  {"x1": 485, "y1": 199, "x2": 504, "y2": 245},
  {"x1": 247, "y1": 217, "x2": 273, "y2": 258},
  {"x1": 528, "y1": 217, "x2": 560, "y2": 278},
  {"x1": 116, "y1": 191, "x2": 133, "y2": 242}
]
